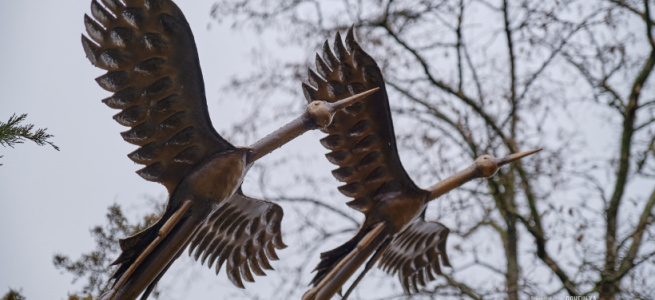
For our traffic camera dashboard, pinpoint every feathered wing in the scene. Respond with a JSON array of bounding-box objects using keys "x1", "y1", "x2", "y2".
[
  {"x1": 82, "y1": 0, "x2": 249, "y2": 297},
  {"x1": 186, "y1": 189, "x2": 287, "y2": 288},
  {"x1": 303, "y1": 27, "x2": 425, "y2": 288},
  {"x1": 103, "y1": 188, "x2": 287, "y2": 299},
  {"x1": 303, "y1": 27, "x2": 421, "y2": 213},
  {"x1": 378, "y1": 218, "x2": 451, "y2": 294},
  {"x1": 82, "y1": 0, "x2": 234, "y2": 194}
]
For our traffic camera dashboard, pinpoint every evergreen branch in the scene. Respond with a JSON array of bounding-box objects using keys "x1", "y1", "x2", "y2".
[{"x1": 0, "y1": 113, "x2": 60, "y2": 151}]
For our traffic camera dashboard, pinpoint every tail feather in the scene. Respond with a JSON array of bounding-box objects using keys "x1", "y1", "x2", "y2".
[
  {"x1": 100, "y1": 200, "x2": 196, "y2": 300},
  {"x1": 304, "y1": 222, "x2": 388, "y2": 300},
  {"x1": 310, "y1": 230, "x2": 367, "y2": 286},
  {"x1": 140, "y1": 234, "x2": 193, "y2": 300},
  {"x1": 108, "y1": 207, "x2": 176, "y2": 283},
  {"x1": 341, "y1": 238, "x2": 392, "y2": 299},
  {"x1": 140, "y1": 254, "x2": 173, "y2": 300},
  {"x1": 115, "y1": 224, "x2": 160, "y2": 262}
]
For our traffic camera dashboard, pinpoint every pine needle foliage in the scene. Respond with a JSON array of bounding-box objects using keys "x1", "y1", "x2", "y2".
[
  {"x1": 0, "y1": 113, "x2": 59, "y2": 150},
  {"x1": 0, "y1": 113, "x2": 59, "y2": 165}
]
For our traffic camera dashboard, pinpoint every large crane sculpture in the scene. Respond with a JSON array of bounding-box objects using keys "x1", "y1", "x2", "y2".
[
  {"x1": 301, "y1": 27, "x2": 540, "y2": 300},
  {"x1": 81, "y1": 1, "x2": 377, "y2": 299}
]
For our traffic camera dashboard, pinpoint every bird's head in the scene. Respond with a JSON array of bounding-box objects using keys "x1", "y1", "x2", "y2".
[
  {"x1": 306, "y1": 87, "x2": 379, "y2": 130},
  {"x1": 474, "y1": 149, "x2": 542, "y2": 178}
]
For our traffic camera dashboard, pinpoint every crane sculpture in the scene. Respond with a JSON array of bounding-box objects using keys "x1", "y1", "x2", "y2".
[
  {"x1": 301, "y1": 27, "x2": 541, "y2": 300},
  {"x1": 81, "y1": 1, "x2": 377, "y2": 299}
]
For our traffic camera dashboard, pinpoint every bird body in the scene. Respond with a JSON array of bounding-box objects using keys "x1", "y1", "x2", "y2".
[
  {"x1": 82, "y1": 0, "x2": 378, "y2": 299},
  {"x1": 301, "y1": 28, "x2": 540, "y2": 300},
  {"x1": 182, "y1": 149, "x2": 248, "y2": 202},
  {"x1": 369, "y1": 189, "x2": 427, "y2": 232},
  {"x1": 98, "y1": 143, "x2": 279, "y2": 300}
]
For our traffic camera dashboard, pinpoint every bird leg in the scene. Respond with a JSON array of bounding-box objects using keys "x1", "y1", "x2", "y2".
[
  {"x1": 103, "y1": 200, "x2": 193, "y2": 300},
  {"x1": 303, "y1": 222, "x2": 387, "y2": 300},
  {"x1": 342, "y1": 238, "x2": 392, "y2": 300},
  {"x1": 247, "y1": 88, "x2": 379, "y2": 164},
  {"x1": 141, "y1": 232, "x2": 195, "y2": 300}
]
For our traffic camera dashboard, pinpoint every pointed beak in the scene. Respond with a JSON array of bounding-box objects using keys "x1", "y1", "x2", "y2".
[
  {"x1": 327, "y1": 87, "x2": 379, "y2": 112},
  {"x1": 495, "y1": 148, "x2": 542, "y2": 166}
]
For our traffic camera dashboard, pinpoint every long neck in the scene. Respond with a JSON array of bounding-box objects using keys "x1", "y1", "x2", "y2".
[
  {"x1": 246, "y1": 112, "x2": 316, "y2": 164},
  {"x1": 427, "y1": 165, "x2": 480, "y2": 201}
]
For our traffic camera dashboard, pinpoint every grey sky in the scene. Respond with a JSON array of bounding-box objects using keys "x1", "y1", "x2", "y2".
[{"x1": 2, "y1": 1, "x2": 654, "y2": 299}]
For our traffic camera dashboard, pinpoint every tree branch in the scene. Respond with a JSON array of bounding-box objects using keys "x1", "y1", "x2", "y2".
[
  {"x1": 272, "y1": 197, "x2": 360, "y2": 226},
  {"x1": 503, "y1": 0, "x2": 518, "y2": 140},
  {"x1": 456, "y1": 0, "x2": 465, "y2": 93},
  {"x1": 375, "y1": 23, "x2": 512, "y2": 148},
  {"x1": 386, "y1": 81, "x2": 478, "y2": 154},
  {"x1": 613, "y1": 187, "x2": 655, "y2": 280},
  {"x1": 608, "y1": 0, "x2": 655, "y2": 26},
  {"x1": 606, "y1": 0, "x2": 655, "y2": 269},
  {"x1": 0, "y1": 113, "x2": 59, "y2": 151},
  {"x1": 442, "y1": 274, "x2": 483, "y2": 300}
]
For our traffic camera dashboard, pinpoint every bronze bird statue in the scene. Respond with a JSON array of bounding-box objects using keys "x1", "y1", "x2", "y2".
[
  {"x1": 81, "y1": 1, "x2": 377, "y2": 299},
  {"x1": 301, "y1": 28, "x2": 541, "y2": 300}
]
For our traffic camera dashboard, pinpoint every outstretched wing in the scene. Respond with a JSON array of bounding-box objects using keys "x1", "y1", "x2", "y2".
[
  {"x1": 302, "y1": 27, "x2": 422, "y2": 214},
  {"x1": 187, "y1": 189, "x2": 287, "y2": 288},
  {"x1": 82, "y1": 0, "x2": 234, "y2": 193},
  {"x1": 378, "y1": 218, "x2": 451, "y2": 294}
]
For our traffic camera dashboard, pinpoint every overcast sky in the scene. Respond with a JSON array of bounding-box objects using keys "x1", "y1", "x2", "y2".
[
  {"x1": 2, "y1": 1, "x2": 654, "y2": 299},
  {"x1": 0, "y1": 1, "x2": 277, "y2": 298}
]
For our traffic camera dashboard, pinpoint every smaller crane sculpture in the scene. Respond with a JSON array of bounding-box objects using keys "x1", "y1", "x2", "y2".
[
  {"x1": 301, "y1": 27, "x2": 540, "y2": 300},
  {"x1": 81, "y1": 0, "x2": 377, "y2": 299}
]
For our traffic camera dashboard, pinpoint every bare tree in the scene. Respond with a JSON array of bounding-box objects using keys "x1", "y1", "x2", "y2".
[{"x1": 206, "y1": 0, "x2": 655, "y2": 299}]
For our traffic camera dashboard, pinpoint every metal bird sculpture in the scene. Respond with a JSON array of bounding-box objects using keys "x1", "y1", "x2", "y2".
[
  {"x1": 301, "y1": 27, "x2": 541, "y2": 300},
  {"x1": 81, "y1": 1, "x2": 377, "y2": 299}
]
